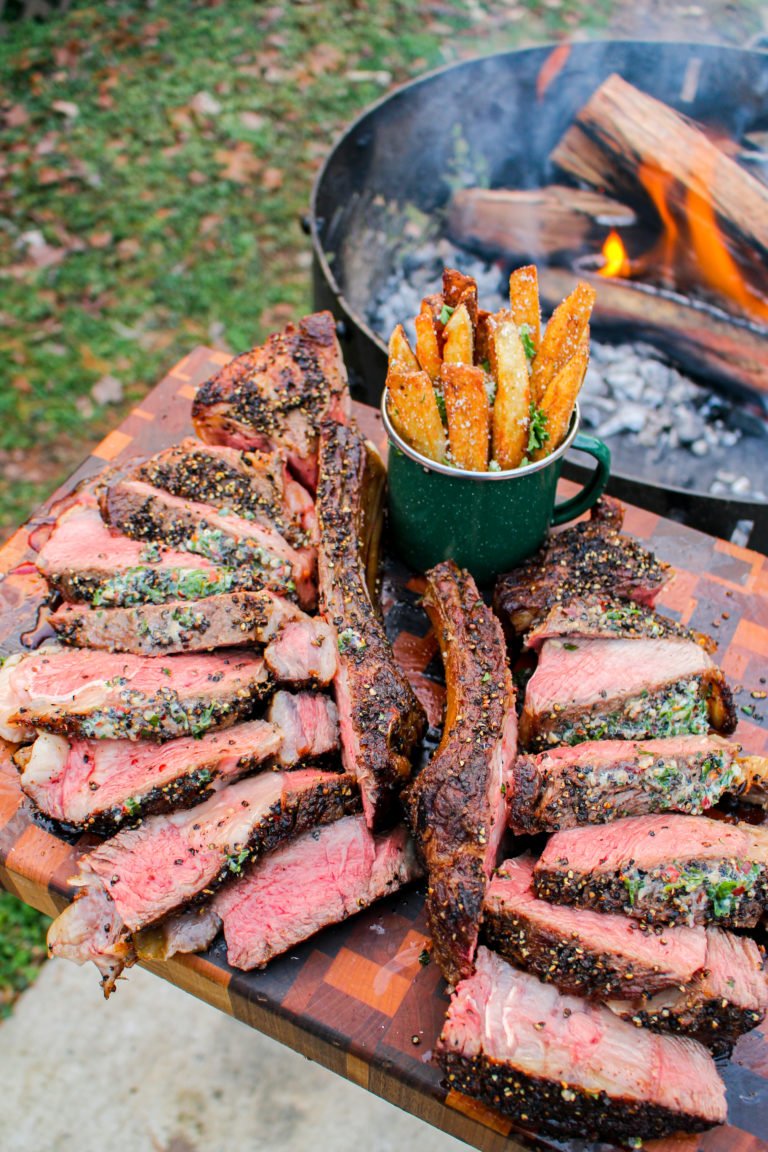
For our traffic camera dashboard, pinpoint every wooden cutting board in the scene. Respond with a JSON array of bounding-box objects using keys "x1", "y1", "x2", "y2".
[{"x1": 0, "y1": 346, "x2": 766, "y2": 1152}]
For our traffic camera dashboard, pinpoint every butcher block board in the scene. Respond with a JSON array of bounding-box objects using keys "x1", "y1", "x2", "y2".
[{"x1": 0, "y1": 346, "x2": 767, "y2": 1152}]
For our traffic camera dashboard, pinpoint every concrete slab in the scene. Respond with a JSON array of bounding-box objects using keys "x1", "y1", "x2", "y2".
[{"x1": 0, "y1": 959, "x2": 467, "y2": 1152}]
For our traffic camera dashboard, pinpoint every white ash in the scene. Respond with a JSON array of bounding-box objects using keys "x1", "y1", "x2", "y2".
[{"x1": 368, "y1": 246, "x2": 768, "y2": 505}]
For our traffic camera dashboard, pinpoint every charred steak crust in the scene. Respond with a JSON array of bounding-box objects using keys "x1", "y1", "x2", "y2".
[
  {"x1": 617, "y1": 995, "x2": 765, "y2": 1058},
  {"x1": 80, "y1": 764, "x2": 224, "y2": 836},
  {"x1": 438, "y1": 1051, "x2": 717, "y2": 1143},
  {"x1": 403, "y1": 560, "x2": 515, "y2": 987},
  {"x1": 524, "y1": 595, "x2": 717, "y2": 653},
  {"x1": 317, "y1": 421, "x2": 426, "y2": 831}
]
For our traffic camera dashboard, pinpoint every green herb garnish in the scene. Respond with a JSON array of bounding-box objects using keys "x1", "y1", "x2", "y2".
[
  {"x1": 519, "y1": 323, "x2": 536, "y2": 361},
  {"x1": 439, "y1": 304, "x2": 455, "y2": 325},
  {"x1": 527, "y1": 401, "x2": 549, "y2": 455}
]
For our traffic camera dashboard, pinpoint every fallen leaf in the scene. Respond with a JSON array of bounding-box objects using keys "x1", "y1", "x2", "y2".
[
  {"x1": 79, "y1": 344, "x2": 112, "y2": 374},
  {"x1": 116, "y1": 237, "x2": 141, "y2": 259},
  {"x1": 306, "y1": 42, "x2": 344, "y2": 76},
  {"x1": 189, "y1": 90, "x2": 222, "y2": 117},
  {"x1": 262, "y1": 167, "x2": 283, "y2": 191},
  {"x1": 5, "y1": 105, "x2": 29, "y2": 128},
  {"x1": 214, "y1": 141, "x2": 261, "y2": 184},
  {"x1": 239, "y1": 111, "x2": 265, "y2": 131},
  {"x1": 91, "y1": 375, "x2": 124, "y2": 406},
  {"x1": 88, "y1": 231, "x2": 113, "y2": 249},
  {"x1": 52, "y1": 100, "x2": 79, "y2": 120},
  {"x1": 199, "y1": 214, "x2": 222, "y2": 237}
]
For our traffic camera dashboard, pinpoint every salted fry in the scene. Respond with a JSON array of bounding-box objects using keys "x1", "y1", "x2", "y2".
[
  {"x1": 388, "y1": 323, "x2": 419, "y2": 371},
  {"x1": 442, "y1": 268, "x2": 478, "y2": 313},
  {"x1": 386, "y1": 368, "x2": 446, "y2": 462},
  {"x1": 508, "y1": 264, "x2": 541, "y2": 355},
  {"x1": 532, "y1": 338, "x2": 589, "y2": 461},
  {"x1": 442, "y1": 302, "x2": 474, "y2": 365},
  {"x1": 490, "y1": 316, "x2": 530, "y2": 470},
  {"x1": 530, "y1": 281, "x2": 595, "y2": 406},
  {"x1": 474, "y1": 308, "x2": 494, "y2": 367},
  {"x1": 414, "y1": 312, "x2": 442, "y2": 381},
  {"x1": 441, "y1": 363, "x2": 489, "y2": 471},
  {"x1": 421, "y1": 293, "x2": 444, "y2": 320}
]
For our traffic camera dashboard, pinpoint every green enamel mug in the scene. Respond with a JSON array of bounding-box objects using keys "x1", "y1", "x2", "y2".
[{"x1": 382, "y1": 395, "x2": 611, "y2": 587}]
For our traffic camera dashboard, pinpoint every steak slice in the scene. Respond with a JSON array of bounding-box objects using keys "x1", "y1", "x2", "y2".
[
  {"x1": 36, "y1": 499, "x2": 256, "y2": 606},
  {"x1": 101, "y1": 479, "x2": 316, "y2": 609},
  {"x1": 493, "y1": 496, "x2": 670, "y2": 641},
  {"x1": 192, "y1": 311, "x2": 351, "y2": 490},
  {"x1": 18, "y1": 718, "x2": 289, "y2": 832},
  {"x1": 48, "y1": 768, "x2": 360, "y2": 992},
  {"x1": 509, "y1": 734, "x2": 746, "y2": 833},
  {"x1": 0, "y1": 645, "x2": 270, "y2": 743},
  {"x1": 317, "y1": 421, "x2": 426, "y2": 831},
  {"x1": 519, "y1": 636, "x2": 736, "y2": 750},
  {"x1": 607, "y1": 927, "x2": 768, "y2": 1056},
  {"x1": 525, "y1": 595, "x2": 716, "y2": 654},
  {"x1": 267, "y1": 690, "x2": 340, "y2": 767},
  {"x1": 130, "y1": 438, "x2": 316, "y2": 547},
  {"x1": 436, "y1": 947, "x2": 726, "y2": 1142},
  {"x1": 210, "y1": 815, "x2": 422, "y2": 969},
  {"x1": 483, "y1": 854, "x2": 707, "y2": 998},
  {"x1": 534, "y1": 813, "x2": 768, "y2": 928},
  {"x1": 403, "y1": 561, "x2": 517, "y2": 987}
]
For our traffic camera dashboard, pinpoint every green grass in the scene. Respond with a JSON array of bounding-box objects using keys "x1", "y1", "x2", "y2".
[{"x1": 0, "y1": 891, "x2": 49, "y2": 1018}]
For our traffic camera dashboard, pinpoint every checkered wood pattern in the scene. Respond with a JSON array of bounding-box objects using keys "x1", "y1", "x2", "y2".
[{"x1": 0, "y1": 346, "x2": 766, "y2": 1152}]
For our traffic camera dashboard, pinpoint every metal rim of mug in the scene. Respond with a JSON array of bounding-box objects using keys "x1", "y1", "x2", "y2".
[{"x1": 380, "y1": 392, "x2": 581, "y2": 480}]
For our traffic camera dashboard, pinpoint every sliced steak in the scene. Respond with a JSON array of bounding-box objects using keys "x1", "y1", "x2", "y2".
[
  {"x1": 509, "y1": 734, "x2": 746, "y2": 833},
  {"x1": 100, "y1": 479, "x2": 316, "y2": 609},
  {"x1": 403, "y1": 561, "x2": 516, "y2": 987},
  {"x1": 525, "y1": 595, "x2": 716, "y2": 654},
  {"x1": 36, "y1": 499, "x2": 255, "y2": 606},
  {"x1": 192, "y1": 311, "x2": 351, "y2": 490},
  {"x1": 493, "y1": 496, "x2": 670, "y2": 641},
  {"x1": 211, "y1": 815, "x2": 422, "y2": 969},
  {"x1": 483, "y1": 854, "x2": 707, "y2": 997},
  {"x1": 534, "y1": 813, "x2": 768, "y2": 928},
  {"x1": 267, "y1": 690, "x2": 340, "y2": 767},
  {"x1": 19, "y1": 719, "x2": 284, "y2": 832},
  {"x1": 607, "y1": 927, "x2": 768, "y2": 1056},
  {"x1": 262, "y1": 617, "x2": 337, "y2": 688},
  {"x1": 436, "y1": 947, "x2": 726, "y2": 1142},
  {"x1": 48, "y1": 768, "x2": 360, "y2": 992},
  {"x1": 130, "y1": 438, "x2": 316, "y2": 547},
  {"x1": 519, "y1": 636, "x2": 736, "y2": 750},
  {"x1": 317, "y1": 421, "x2": 426, "y2": 831},
  {"x1": 0, "y1": 645, "x2": 270, "y2": 743}
]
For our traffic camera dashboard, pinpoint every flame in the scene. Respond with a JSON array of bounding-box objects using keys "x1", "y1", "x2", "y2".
[
  {"x1": 598, "y1": 230, "x2": 629, "y2": 278},
  {"x1": 685, "y1": 183, "x2": 768, "y2": 323}
]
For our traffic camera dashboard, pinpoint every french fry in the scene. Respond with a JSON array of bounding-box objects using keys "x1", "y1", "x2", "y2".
[
  {"x1": 490, "y1": 316, "x2": 530, "y2": 470},
  {"x1": 529, "y1": 281, "x2": 595, "y2": 406},
  {"x1": 388, "y1": 323, "x2": 419, "y2": 371},
  {"x1": 442, "y1": 301, "x2": 474, "y2": 365},
  {"x1": 386, "y1": 367, "x2": 446, "y2": 462},
  {"x1": 441, "y1": 362, "x2": 490, "y2": 471},
  {"x1": 508, "y1": 264, "x2": 541, "y2": 355},
  {"x1": 474, "y1": 308, "x2": 494, "y2": 367},
  {"x1": 414, "y1": 312, "x2": 442, "y2": 381},
  {"x1": 531, "y1": 337, "x2": 589, "y2": 462},
  {"x1": 421, "y1": 293, "x2": 444, "y2": 321}
]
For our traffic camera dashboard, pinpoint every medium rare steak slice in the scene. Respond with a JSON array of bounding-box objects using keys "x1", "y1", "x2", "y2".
[
  {"x1": 534, "y1": 813, "x2": 768, "y2": 928},
  {"x1": 608, "y1": 927, "x2": 768, "y2": 1056},
  {"x1": 403, "y1": 561, "x2": 517, "y2": 987},
  {"x1": 317, "y1": 421, "x2": 426, "y2": 831},
  {"x1": 509, "y1": 734, "x2": 747, "y2": 833},
  {"x1": 436, "y1": 947, "x2": 726, "y2": 1142},
  {"x1": 36, "y1": 499, "x2": 256, "y2": 606},
  {"x1": 131, "y1": 438, "x2": 316, "y2": 547},
  {"x1": 192, "y1": 311, "x2": 351, "y2": 490},
  {"x1": 525, "y1": 595, "x2": 716, "y2": 654},
  {"x1": 493, "y1": 496, "x2": 669, "y2": 641},
  {"x1": 519, "y1": 636, "x2": 736, "y2": 750},
  {"x1": 262, "y1": 618, "x2": 337, "y2": 688},
  {"x1": 48, "y1": 768, "x2": 360, "y2": 992},
  {"x1": 0, "y1": 646, "x2": 270, "y2": 743},
  {"x1": 101, "y1": 480, "x2": 316, "y2": 609},
  {"x1": 267, "y1": 690, "x2": 340, "y2": 767},
  {"x1": 483, "y1": 854, "x2": 707, "y2": 998},
  {"x1": 19, "y1": 719, "x2": 284, "y2": 832},
  {"x1": 211, "y1": 815, "x2": 422, "y2": 969}
]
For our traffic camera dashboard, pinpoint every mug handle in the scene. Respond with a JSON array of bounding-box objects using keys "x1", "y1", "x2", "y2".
[{"x1": 551, "y1": 432, "x2": 611, "y2": 527}]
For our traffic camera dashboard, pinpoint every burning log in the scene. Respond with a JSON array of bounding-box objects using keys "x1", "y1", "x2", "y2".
[
  {"x1": 446, "y1": 186, "x2": 637, "y2": 263},
  {"x1": 551, "y1": 74, "x2": 768, "y2": 324}
]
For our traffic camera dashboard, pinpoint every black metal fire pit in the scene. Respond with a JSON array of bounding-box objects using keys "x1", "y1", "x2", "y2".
[{"x1": 308, "y1": 40, "x2": 768, "y2": 551}]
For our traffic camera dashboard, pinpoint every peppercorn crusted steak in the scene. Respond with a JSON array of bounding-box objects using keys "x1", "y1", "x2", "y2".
[
  {"x1": 493, "y1": 496, "x2": 669, "y2": 642},
  {"x1": 519, "y1": 635, "x2": 736, "y2": 750},
  {"x1": 534, "y1": 813, "x2": 768, "y2": 928},
  {"x1": 48, "y1": 768, "x2": 360, "y2": 993},
  {"x1": 403, "y1": 561, "x2": 517, "y2": 987},
  {"x1": 0, "y1": 646, "x2": 270, "y2": 743},
  {"x1": 436, "y1": 947, "x2": 726, "y2": 1142},
  {"x1": 317, "y1": 421, "x2": 426, "y2": 831},
  {"x1": 509, "y1": 734, "x2": 749, "y2": 833},
  {"x1": 192, "y1": 311, "x2": 351, "y2": 491},
  {"x1": 267, "y1": 690, "x2": 340, "y2": 768},
  {"x1": 483, "y1": 854, "x2": 707, "y2": 998},
  {"x1": 100, "y1": 479, "x2": 316, "y2": 609},
  {"x1": 525, "y1": 595, "x2": 716, "y2": 654}
]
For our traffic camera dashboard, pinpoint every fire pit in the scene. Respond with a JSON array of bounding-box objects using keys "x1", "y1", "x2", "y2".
[{"x1": 309, "y1": 41, "x2": 768, "y2": 550}]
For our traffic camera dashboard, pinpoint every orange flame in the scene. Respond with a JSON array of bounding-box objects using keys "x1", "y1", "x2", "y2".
[
  {"x1": 598, "y1": 230, "x2": 630, "y2": 278},
  {"x1": 685, "y1": 183, "x2": 768, "y2": 323}
]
